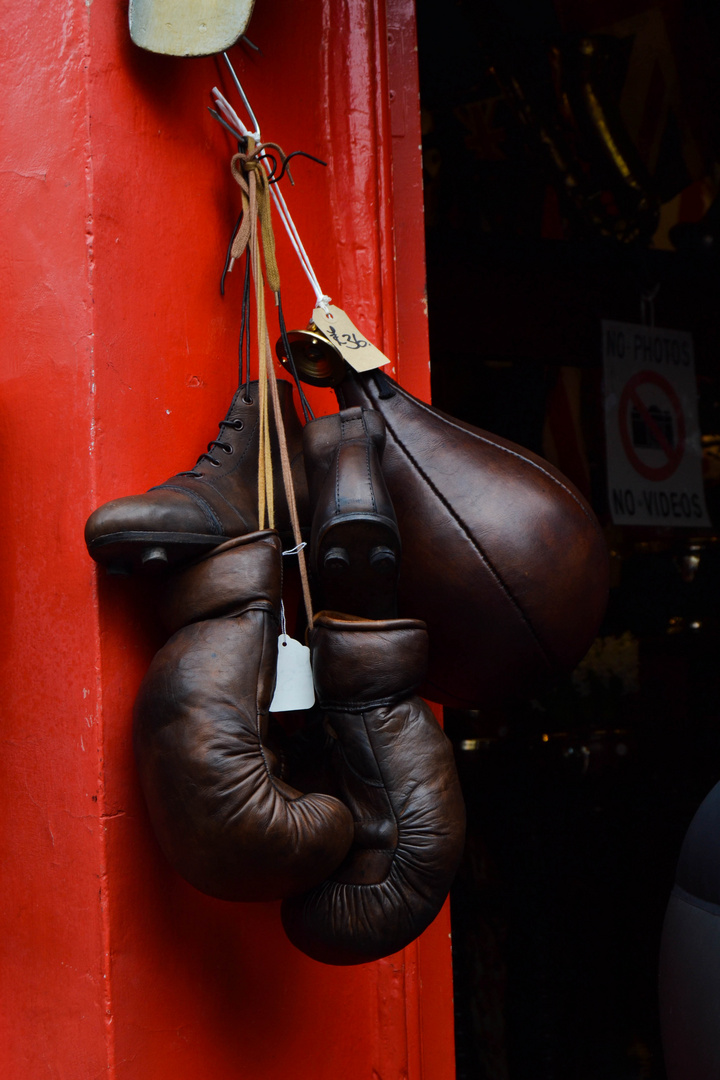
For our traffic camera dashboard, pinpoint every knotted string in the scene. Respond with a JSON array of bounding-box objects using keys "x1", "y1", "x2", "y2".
[
  {"x1": 230, "y1": 140, "x2": 314, "y2": 630},
  {"x1": 230, "y1": 138, "x2": 281, "y2": 293}
]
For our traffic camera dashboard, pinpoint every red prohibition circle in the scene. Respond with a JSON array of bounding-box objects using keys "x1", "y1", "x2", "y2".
[{"x1": 618, "y1": 369, "x2": 686, "y2": 482}]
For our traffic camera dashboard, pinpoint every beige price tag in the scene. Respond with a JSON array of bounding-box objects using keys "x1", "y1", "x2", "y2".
[{"x1": 312, "y1": 304, "x2": 390, "y2": 374}]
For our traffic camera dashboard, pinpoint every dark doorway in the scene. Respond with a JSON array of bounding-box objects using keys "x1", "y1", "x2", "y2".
[{"x1": 416, "y1": 2, "x2": 720, "y2": 1076}]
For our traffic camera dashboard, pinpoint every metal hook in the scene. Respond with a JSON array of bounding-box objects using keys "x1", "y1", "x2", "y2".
[
  {"x1": 206, "y1": 119, "x2": 298, "y2": 189},
  {"x1": 222, "y1": 51, "x2": 260, "y2": 139},
  {"x1": 257, "y1": 152, "x2": 279, "y2": 180},
  {"x1": 208, "y1": 106, "x2": 245, "y2": 145},
  {"x1": 269, "y1": 150, "x2": 327, "y2": 185},
  {"x1": 209, "y1": 68, "x2": 331, "y2": 308}
]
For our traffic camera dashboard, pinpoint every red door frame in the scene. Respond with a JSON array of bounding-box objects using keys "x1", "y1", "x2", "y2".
[{"x1": 0, "y1": 0, "x2": 455, "y2": 1076}]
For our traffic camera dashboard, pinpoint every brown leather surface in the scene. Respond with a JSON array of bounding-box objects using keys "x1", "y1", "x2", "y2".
[
  {"x1": 133, "y1": 531, "x2": 354, "y2": 902},
  {"x1": 281, "y1": 614, "x2": 466, "y2": 965},
  {"x1": 310, "y1": 610, "x2": 426, "y2": 708},
  {"x1": 159, "y1": 531, "x2": 282, "y2": 634},
  {"x1": 85, "y1": 379, "x2": 309, "y2": 563},
  {"x1": 336, "y1": 370, "x2": 609, "y2": 706},
  {"x1": 302, "y1": 407, "x2": 400, "y2": 618}
]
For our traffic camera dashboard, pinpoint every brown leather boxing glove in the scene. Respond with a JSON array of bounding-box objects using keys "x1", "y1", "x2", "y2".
[
  {"x1": 133, "y1": 532, "x2": 354, "y2": 901},
  {"x1": 281, "y1": 612, "x2": 466, "y2": 965}
]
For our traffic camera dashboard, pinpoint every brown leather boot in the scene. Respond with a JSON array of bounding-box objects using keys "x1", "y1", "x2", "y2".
[
  {"x1": 85, "y1": 380, "x2": 309, "y2": 573},
  {"x1": 281, "y1": 612, "x2": 466, "y2": 965},
  {"x1": 133, "y1": 532, "x2": 354, "y2": 902},
  {"x1": 302, "y1": 407, "x2": 401, "y2": 619}
]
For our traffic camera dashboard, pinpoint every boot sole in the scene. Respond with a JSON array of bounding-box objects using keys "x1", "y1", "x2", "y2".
[
  {"x1": 89, "y1": 526, "x2": 310, "y2": 575},
  {"x1": 87, "y1": 531, "x2": 229, "y2": 575},
  {"x1": 315, "y1": 517, "x2": 400, "y2": 620}
]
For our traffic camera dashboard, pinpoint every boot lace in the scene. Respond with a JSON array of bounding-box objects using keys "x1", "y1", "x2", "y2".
[{"x1": 178, "y1": 418, "x2": 244, "y2": 477}]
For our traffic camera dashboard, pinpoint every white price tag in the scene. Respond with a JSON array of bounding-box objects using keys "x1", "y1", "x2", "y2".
[
  {"x1": 269, "y1": 635, "x2": 315, "y2": 712},
  {"x1": 312, "y1": 304, "x2": 391, "y2": 373}
]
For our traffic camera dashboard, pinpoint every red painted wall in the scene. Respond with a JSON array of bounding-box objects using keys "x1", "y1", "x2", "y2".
[{"x1": 0, "y1": 0, "x2": 454, "y2": 1076}]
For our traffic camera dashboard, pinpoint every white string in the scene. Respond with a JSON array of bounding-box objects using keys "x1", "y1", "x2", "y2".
[
  {"x1": 281, "y1": 541, "x2": 307, "y2": 556},
  {"x1": 269, "y1": 177, "x2": 331, "y2": 312},
  {"x1": 212, "y1": 59, "x2": 332, "y2": 313},
  {"x1": 212, "y1": 87, "x2": 251, "y2": 138}
]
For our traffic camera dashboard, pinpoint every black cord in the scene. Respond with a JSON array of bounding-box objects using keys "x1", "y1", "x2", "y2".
[
  {"x1": 277, "y1": 292, "x2": 314, "y2": 423},
  {"x1": 208, "y1": 107, "x2": 245, "y2": 144},
  {"x1": 370, "y1": 368, "x2": 396, "y2": 399},
  {"x1": 269, "y1": 150, "x2": 327, "y2": 185}
]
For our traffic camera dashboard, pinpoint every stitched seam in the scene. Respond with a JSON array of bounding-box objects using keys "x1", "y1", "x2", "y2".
[
  {"x1": 190, "y1": 483, "x2": 252, "y2": 529},
  {"x1": 395, "y1": 385, "x2": 601, "y2": 535},
  {"x1": 156, "y1": 485, "x2": 225, "y2": 533},
  {"x1": 319, "y1": 690, "x2": 418, "y2": 713},
  {"x1": 351, "y1": 709, "x2": 399, "y2": 886},
  {"x1": 335, "y1": 746, "x2": 385, "y2": 787},
  {"x1": 181, "y1": 599, "x2": 277, "y2": 631},
  {"x1": 365, "y1": 439, "x2": 376, "y2": 512},
  {"x1": 334, "y1": 436, "x2": 341, "y2": 516}
]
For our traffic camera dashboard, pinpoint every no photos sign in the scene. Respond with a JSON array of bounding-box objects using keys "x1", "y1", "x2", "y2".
[{"x1": 603, "y1": 321, "x2": 709, "y2": 528}]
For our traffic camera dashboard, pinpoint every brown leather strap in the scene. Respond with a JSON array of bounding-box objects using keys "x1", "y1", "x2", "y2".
[
  {"x1": 266, "y1": 337, "x2": 314, "y2": 629},
  {"x1": 250, "y1": 223, "x2": 274, "y2": 530},
  {"x1": 230, "y1": 139, "x2": 281, "y2": 293}
]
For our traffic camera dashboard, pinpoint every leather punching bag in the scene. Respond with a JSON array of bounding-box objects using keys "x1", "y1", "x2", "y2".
[{"x1": 336, "y1": 369, "x2": 609, "y2": 707}]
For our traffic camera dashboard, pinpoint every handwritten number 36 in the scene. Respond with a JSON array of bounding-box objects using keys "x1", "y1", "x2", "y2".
[
  {"x1": 342, "y1": 333, "x2": 368, "y2": 350},
  {"x1": 327, "y1": 327, "x2": 369, "y2": 351}
]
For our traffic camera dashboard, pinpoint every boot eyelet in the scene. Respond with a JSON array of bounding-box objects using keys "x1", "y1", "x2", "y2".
[
  {"x1": 222, "y1": 445, "x2": 233, "y2": 454},
  {"x1": 230, "y1": 419, "x2": 244, "y2": 430},
  {"x1": 242, "y1": 396, "x2": 254, "y2": 406}
]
